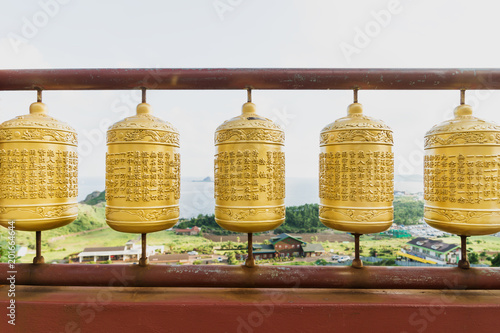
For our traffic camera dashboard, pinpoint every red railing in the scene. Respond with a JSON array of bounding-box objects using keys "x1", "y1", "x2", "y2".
[
  {"x1": 2, "y1": 264, "x2": 499, "y2": 289},
  {"x1": 0, "y1": 68, "x2": 499, "y2": 290}
]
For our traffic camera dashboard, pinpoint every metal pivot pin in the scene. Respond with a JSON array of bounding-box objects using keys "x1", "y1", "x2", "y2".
[
  {"x1": 351, "y1": 233, "x2": 363, "y2": 268},
  {"x1": 139, "y1": 233, "x2": 149, "y2": 266},
  {"x1": 458, "y1": 235, "x2": 470, "y2": 269},
  {"x1": 245, "y1": 233, "x2": 255, "y2": 268},
  {"x1": 33, "y1": 231, "x2": 45, "y2": 264}
]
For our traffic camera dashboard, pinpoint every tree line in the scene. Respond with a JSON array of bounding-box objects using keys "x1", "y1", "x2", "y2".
[
  {"x1": 393, "y1": 196, "x2": 424, "y2": 225},
  {"x1": 178, "y1": 199, "x2": 425, "y2": 234},
  {"x1": 177, "y1": 204, "x2": 323, "y2": 235}
]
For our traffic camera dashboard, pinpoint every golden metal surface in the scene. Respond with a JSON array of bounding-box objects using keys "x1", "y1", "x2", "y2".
[
  {"x1": 0, "y1": 102, "x2": 78, "y2": 231},
  {"x1": 106, "y1": 103, "x2": 180, "y2": 233},
  {"x1": 319, "y1": 103, "x2": 394, "y2": 234},
  {"x1": 424, "y1": 104, "x2": 500, "y2": 236},
  {"x1": 214, "y1": 102, "x2": 285, "y2": 233}
]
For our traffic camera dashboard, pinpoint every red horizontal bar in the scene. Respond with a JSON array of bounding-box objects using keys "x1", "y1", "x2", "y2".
[
  {"x1": 0, "y1": 68, "x2": 500, "y2": 90},
  {"x1": 2, "y1": 264, "x2": 499, "y2": 289},
  {"x1": 3, "y1": 286, "x2": 499, "y2": 333}
]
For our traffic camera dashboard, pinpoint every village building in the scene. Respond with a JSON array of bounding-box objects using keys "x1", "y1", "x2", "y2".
[
  {"x1": 246, "y1": 233, "x2": 325, "y2": 260},
  {"x1": 397, "y1": 237, "x2": 460, "y2": 265},
  {"x1": 77, "y1": 239, "x2": 164, "y2": 263},
  {"x1": 174, "y1": 226, "x2": 201, "y2": 235}
]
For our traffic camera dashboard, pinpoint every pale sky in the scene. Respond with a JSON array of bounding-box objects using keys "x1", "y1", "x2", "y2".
[{"x1": 1, "y1": 0, "x2": 500, "y2": 189}]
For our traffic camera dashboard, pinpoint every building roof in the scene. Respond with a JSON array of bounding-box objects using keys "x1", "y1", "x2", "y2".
[
  {"x1": 78, "y1": 246, "x2": 140, "y2": 257},
  {"x1": 149, "y1": 254, "x2": 189, "y2": 262},
  {"x1": 82, "y1": 246, "x2": 125, "y2": 252},
  {"x1": 253, "y1": 244, "x2": 273, "y2": 249},
  {"x1": 175, "y1": 226, "x2": 200, "y2": 233},
  {"x1": 270, "y1": 233, "x2": 304, "y2": 245},
  {"x1": 407, "y1": 237, "x2": 459, "y2": 253},
  {"x1": 396, "y1": 251, "x2": 437, "y2": 264},
  {"x1": 252, "y1": 244, "x2": 276, "y2": 254},
  {"x1": 302, "y1": 243, "x2": 325, "y2": 253},
  {"x1": 250, "y1": 233, "x2": 325, "y2": 255}
]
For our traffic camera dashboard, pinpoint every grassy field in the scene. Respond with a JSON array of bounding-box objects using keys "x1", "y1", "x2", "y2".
[
  {"x1": 13, "y1": 228, "x2": 214, "y2": 263},
  {"x1": 320, "y1": 234, "x2": 500, "y2": 265},
  {"x1": 438, "y1": 235, "x2": 500, "y2": 254},
  {"x1": 15, "y1": 228, "x2": 130, "y2": 263},
  {"x1": 0, "y1": 202, "x2": 216, "y2": 263},
  {"x1": 3, "y1": 200, "x2": 499, "y2": 265},
  {"x1": 4, "y1": 222, "x2": 500, "y2": 265},
  {"x1": 320, "y1": 235, "x2": 411, "y2": 258},
  {"x1": 0, "y1": 203, "x2": 106, "y2": 254}
]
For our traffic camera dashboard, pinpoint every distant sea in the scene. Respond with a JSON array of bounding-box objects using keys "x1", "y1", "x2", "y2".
[{"x1": 79, "y1": 176, "x2": 423, "y2": 219}]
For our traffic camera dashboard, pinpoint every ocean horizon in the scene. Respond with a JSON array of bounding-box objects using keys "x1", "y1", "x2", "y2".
[{"x1": 79, "y1": 175, "x2": 423, "y2": 219}]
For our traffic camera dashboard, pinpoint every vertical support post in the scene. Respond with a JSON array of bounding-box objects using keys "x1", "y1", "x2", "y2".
[
  {"x1": 352, "y1": 233, "x2": 363, "y2": 268},
  {"x1": 353, "y1": 88, "x2": 358, "y2": 103},
  {"x1": 139, "y1": 233, "x2": 149, "y2": 266},
  {"x1": 33, "y1": 231, "x2": 44, "y2": 264},
  {"x1": 460, "y1": 89, "x2": 466, "y2": 105},
  {"x1": 247, "y1": 88, "x2": 252, "y2": 103},
  {"x1": 245, "y1": 233, "x2": 255, "y2": 268},
  {"x1": 36, "y1": 89, "x2": 42, "y2": 103},
  {"x1": 142, "y1": 88, "x2": 146, "y2": 103},
  {"x1": 458, "y1": 235, "x2": 470, "y2": 269}
]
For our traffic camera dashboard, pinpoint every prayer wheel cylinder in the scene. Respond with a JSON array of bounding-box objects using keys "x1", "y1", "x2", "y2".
[
  {"x1": 0, "y1": 102, "x2": 78, "y2": 231},
  {"x1": 319, "y1": 103, "x2": 394, "y2": 234},
  {"x1": 106, "y1": 103, "x2": 180, "y2": 233},
  {"x1": 214, "y1": 102, "x2": 285, "y2": 233},
  {"x1": 424, "y1": 104, "x2": 500, "y2": 236}
]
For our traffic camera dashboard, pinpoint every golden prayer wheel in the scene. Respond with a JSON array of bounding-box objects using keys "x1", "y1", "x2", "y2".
[
  {"x1": 319, "y1": 102, "x2": 394, "y2": 234},
  {"x1": 424, "y1": 103, "x2": 500, "y2": 236},
  {"x1": 0, "y1": 102, "x2": 78, "y2": 231},
  {"x1": 106, "y1": 103, "x2": 180, "y2": 233},
  {"x1": 214, "y1": 102, "x2": 285, "y2": 233}
]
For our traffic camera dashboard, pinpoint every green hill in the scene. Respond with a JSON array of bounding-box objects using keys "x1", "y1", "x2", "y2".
[
  {"x1": 55, "y1": 203, "x2": 106, "y2": 235},
  {"x1": 82, "y1": 190, "x2": 106, "y2": 205},
  {"x1": 0, "y1": 203, "x2": 106, "y2": 249}
]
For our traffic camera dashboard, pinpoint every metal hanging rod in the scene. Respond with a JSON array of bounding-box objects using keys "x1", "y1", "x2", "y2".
[{"x1": 1, "y1": 68, "x2": 500, "y2": 90}]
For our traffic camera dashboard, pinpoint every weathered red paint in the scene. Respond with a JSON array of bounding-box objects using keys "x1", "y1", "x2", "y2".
[
  {"x1": 1, "y1": 263, "x2": 499, "y2": 289},
  {"x1": 1, "y1": 286, "x2": 499, "y2": 333},
  {"x1": 0, "y1": 68, "x2": 499, "y2": 90}
]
